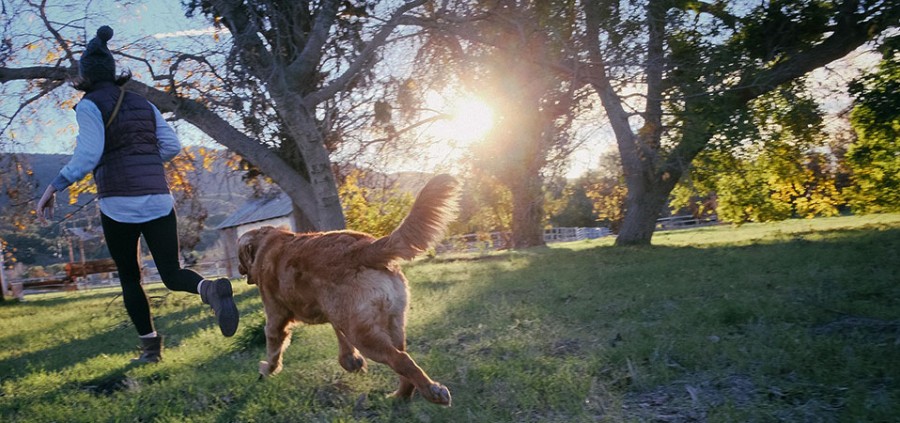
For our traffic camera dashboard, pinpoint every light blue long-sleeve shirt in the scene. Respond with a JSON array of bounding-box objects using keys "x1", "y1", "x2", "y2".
[{"x1": 51, "y1": 98, "x2": 179, "y2": 223}]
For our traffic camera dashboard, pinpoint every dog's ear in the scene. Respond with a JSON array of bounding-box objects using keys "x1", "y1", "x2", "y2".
[{"x1": 237, "y1": 233, "x2": 258, "y2": 283}]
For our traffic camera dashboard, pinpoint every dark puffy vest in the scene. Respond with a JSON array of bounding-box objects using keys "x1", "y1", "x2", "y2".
[{"x1": 82, "y1": 82, "x2": 170, "y2": 198}]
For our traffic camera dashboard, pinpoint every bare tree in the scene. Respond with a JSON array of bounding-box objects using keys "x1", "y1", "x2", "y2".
[{"x1": 0, "y1": 0, "x2": 430, "y2": 231}]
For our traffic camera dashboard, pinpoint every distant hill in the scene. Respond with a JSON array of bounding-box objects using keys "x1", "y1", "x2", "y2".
[{"x1": 0, "y1": 153, "x2": 71, "y2": 206}]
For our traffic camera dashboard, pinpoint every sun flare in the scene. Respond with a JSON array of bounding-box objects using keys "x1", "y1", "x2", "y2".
[
  {"x1": 409, "y1": 92, "x2": 497, "y2": 170},
  {"x1": 444, "y1": 96, "x2": 495, "y2": 144},
  {"x1": 423, "y1": 92, "x2": 496, "y2": 147}
]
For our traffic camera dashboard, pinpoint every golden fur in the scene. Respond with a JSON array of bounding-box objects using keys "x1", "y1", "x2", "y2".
[{"x1": 238, "y1": 174, "x2": 459, "y2": 406}]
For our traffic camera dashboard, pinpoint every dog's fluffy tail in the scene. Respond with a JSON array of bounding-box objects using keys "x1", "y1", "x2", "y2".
[{"x1": 359, "y1": 174, "x2": 459, "y2": 266}]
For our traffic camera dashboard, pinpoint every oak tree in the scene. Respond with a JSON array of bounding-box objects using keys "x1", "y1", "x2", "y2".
[{"x1": 581, "y1": 0, "x2": 899, "y2": 244}]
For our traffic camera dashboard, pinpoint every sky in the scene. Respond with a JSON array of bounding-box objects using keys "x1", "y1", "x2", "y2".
[
  {"x1": 0, "y1": 0, "x2": 883, "y2": 179},
  {"x1": 2, "y1": 1, "x2": 222, "y2": 152}
]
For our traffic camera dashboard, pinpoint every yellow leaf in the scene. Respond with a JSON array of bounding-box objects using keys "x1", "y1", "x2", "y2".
[{"x1": 44, "y1": 50, "x2": 59, "y2": 63}]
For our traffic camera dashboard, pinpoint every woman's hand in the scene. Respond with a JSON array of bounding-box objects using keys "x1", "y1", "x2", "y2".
[{"x1": 36, "y1": 185, "x2": 57, "y2": 223}]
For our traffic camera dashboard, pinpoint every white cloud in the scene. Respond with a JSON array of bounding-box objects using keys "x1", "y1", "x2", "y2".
[{"x1": 152, "y1": 27, "x2": 219, "y2": 39}]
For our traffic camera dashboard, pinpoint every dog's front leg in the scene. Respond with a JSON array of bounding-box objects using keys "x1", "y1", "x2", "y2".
[{"x1": 259, "y1": 313, "x2": 292, "y2": 377}]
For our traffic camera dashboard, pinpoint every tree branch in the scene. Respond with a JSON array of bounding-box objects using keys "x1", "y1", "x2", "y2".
[
  {"x1": 732, "y1": 0, "x2": 899, "y2": 104},
  {"x1": 0, "y1": 65, "x2": 73, "y2": 82},
  {"x1": 288, "y1": 0, "x2": 338, "y2": 85},
  {"x1": 0, "y1": 78, "x2": 64, "y2": 136},
  {"x1": 114, "y1": 50, "x2": 165, "y2": 80},
  {"x1": 34, "y1": 0, "x2": 78, "y2": 67},
  {"x1": 671, "y1": 0, "x2": 738, "y2": 29},
  {"x1": 365, "y1": 112, "x2": 448, "y2": 145},
  {"x1": 207, "y1": 0, "x2": 275, "y2": 82},
  {"x1": 581, "y1": 1, "x2": 639, "y2": 170},
  {"x1": 303, "y1": 0, "x2": 427, "y2": 107}
]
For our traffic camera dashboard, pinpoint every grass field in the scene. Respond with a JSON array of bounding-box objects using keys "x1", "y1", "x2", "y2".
[{"x1": 1, "y1": 214, "x2": 898, "y2": 422}]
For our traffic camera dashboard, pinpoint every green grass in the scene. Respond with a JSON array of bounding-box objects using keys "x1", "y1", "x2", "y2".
[{"x1": 2, "y1": 214, "x2": 899, "y2": 422}]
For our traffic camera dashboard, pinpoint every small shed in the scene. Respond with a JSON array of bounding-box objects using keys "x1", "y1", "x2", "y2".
[{"x1": 217, "y1": 192, "x2": 297, "y2": 278}]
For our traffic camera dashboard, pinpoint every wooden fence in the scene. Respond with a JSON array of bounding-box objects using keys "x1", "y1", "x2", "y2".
[
  {"x1": 10, "y1": 258, "x2": 119, "y2": 295},
  {"x1": 655, "y1": 215, "x2": 719, "y2": 230},
  {"x1": 543, "y1": 227, "x2": 612, "y2": 243},
  {"x1": 7, "y1": 258, "x2": 231, "y2": 298},
  {"x1": 7, "y1": 218, "x2": 714, "y2": 298},
  {"x1": 437, "y1": 227, "x2": 613, "y2": 253}
]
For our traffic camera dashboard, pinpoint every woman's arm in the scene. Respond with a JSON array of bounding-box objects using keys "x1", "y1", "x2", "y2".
[
  {"x1": 152, "y1": 104, "x2": 182, "y2": 162},
  {"x1": 35, "y1": 184, "x2": 57, "y2": 223},
  {"x1": 35, "y1": 100, "x2": 105, "y2": 222},
  {"x1": 56, "y1": 100, "x2": 105, "y2": 189}
]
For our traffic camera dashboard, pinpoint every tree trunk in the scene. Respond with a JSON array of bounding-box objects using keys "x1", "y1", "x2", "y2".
[
  {"x1": 291, "y1": 203, "x2": 318, "y2": 233},
  {"x1": 501, "y1": 98, "x2": 548, "y2": 249},
  {"x1": 290, "y1": 111, "x2": 345, "y2": 231},
  {"x1": 509, "y1": 175, "x2": 546, "y2": 248},
  {"x1": 0, "y1": 263, "x2": 6, "y2": 302},
  {"x1": 615, "y1": 183, "x2": 669, "y2": 246}
]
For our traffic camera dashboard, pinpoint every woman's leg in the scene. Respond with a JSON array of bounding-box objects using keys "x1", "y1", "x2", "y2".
[
  {"x1": 141, "y1": 209, "x2": 239, "y2": 336},
  {"x1": 100, "y1": 213, "x2": 155, "y2": 336},
  {"x1": 140, "y1": 210, "x2": 202, "y2": 293}
]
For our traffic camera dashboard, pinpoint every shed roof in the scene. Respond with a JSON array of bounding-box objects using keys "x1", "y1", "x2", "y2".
[{"x1": 216, "y1": 192, "x2": 293, "y2": 230}]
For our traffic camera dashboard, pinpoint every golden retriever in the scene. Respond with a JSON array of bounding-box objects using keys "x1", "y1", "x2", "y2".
[{"x1": 237, "y1": 174, "x2": 459, "y2": 406}]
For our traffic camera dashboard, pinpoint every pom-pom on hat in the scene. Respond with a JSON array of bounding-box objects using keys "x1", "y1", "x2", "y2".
[{"x1": 79, "y1": 26, "x2": 116, "y2": 83}]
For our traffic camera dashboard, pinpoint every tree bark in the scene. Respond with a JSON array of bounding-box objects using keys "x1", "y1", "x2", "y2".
[
  {"x1": 509, "y1": 173, "x2": 546, "y2": 248},
  {"x1": 615, "y1": 176, "x2": 670, "y2": 246},
  {"x1": 281, "y1": 107, "x2": 346, "y2": 231},
  {"x1": 498, "y1": 82, "x2": 550, "y2": 249}
]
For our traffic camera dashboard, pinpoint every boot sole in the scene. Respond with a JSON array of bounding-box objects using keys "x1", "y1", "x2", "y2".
[{"x1": 212, "y1": 278, "x2": 240, "y2": 337}]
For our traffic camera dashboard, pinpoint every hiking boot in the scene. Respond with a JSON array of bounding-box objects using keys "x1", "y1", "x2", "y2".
[
  {"x1": 132, "y1": 335, "x2": 163, "y2": 363},
  {"x1": 200, "y1": 278, "x2": 240, "y2": 337}
]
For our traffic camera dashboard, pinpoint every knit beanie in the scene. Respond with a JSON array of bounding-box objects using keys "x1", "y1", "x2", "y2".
[{"x1": 79, "y1": 26, "x2": 115, "y2": 83}]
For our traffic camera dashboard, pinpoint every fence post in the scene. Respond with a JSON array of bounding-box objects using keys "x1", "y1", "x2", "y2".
[{"x1": 0, "y1": 245, "x2": 7, "y2": 301}]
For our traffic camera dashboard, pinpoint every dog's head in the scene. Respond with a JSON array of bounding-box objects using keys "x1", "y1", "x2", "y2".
[{"x1": 237, "y1": 226, "x2": 279, "y2": 285}]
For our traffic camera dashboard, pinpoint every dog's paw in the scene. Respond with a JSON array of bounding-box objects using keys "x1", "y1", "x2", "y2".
[
  {"x1": 339, "y1": 353, "x2": 367, "y2": 373},
  {"x1": 258, "y1": 360, "x2": 282, "y2": 377},
  {"x1": 421, "y1": 383, "x2": 452, "y2": 406}
]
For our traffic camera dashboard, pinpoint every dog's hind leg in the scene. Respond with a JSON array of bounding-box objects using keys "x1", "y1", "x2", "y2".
[
  {"x1": 259, "y1": 311, "x2": 292, "y2": 377},
  {"x1": 393, "y1": 377, "x2": 416, "y2": 399},
  {"x1": 333, "y1": 326, "x2": 367, "y2": 373},
  {"x1": 387, "y1": 314, "x2": 416, "y2": 399},
  {"x1": 346, "y1": 325, "x2": 451, "y2": 406}
]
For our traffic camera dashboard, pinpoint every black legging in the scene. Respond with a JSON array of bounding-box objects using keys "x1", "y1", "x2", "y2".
[{"x1": 101, "y1": 209, "x2": 203, "y2": 336}]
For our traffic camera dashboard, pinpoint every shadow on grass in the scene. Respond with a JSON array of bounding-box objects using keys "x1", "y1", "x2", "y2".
[
  {"x1": 0, "y1": 287, "x2": 266, "y2": 422},
  {"x1": 0, "y1": 285, "x2": 260, "y2": 382},
  {"x1": 393, "y1": 226, "x2": 900, "y2": 420}
]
